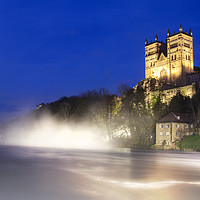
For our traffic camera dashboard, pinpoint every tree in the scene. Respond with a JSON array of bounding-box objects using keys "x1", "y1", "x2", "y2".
[{"x1": 117, "y1": 83, "x2": 132, "y2": 97}]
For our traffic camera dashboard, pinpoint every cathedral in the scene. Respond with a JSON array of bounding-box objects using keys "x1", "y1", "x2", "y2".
[{"x1": 145, "y1": 25, "x2": 196, "y2": 86}]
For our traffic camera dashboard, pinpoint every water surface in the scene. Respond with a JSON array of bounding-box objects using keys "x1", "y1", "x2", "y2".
[{"x1": 0, "y1": 146, "x2": 200, "y2": 200}]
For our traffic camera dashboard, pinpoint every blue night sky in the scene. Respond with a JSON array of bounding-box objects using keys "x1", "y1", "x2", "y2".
[{"x1": 0, "y1": 0, "x2": 200, "y2": 123}]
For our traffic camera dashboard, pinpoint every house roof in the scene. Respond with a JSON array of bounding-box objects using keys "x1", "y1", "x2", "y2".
[{"x1": 157, "y1": 112, "x2": 193, "y2": 123}]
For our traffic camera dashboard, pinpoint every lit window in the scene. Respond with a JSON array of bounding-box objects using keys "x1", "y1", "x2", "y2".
[
  {"x1": 165, "y1": 124, "x2": 169, "y2": 128},
  {"x1": 166, "y1": 132, "x2": 170, "y2": 136},
  {"x1": 176, "y1": 132, "x2": 180, "y2": 136},
  {"x1": 176, "y1": 124, "x2": 180, "y2": 128},
  {"x1": 160, "y1": 132, "x2": 163, "y2": 136},
  {"x1": 159, "y1": 124, "x2": 163, "y2": 128},
  {"x1": 190, "y1": 124, "x2": 193, "y2": 128},
  {"x1": 184, "y1": 124, "x2": 189, "y2": 128},
  {"x1": 177, "y1": 116, "x2": 180, "y2": 120},
  {"x1": 186, "y1": 132, "x2": 189, "y2": 135}
]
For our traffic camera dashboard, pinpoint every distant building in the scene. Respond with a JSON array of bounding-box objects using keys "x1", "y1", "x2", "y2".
[
  {"x1": 156, "y1": 112, "x2": 194, "y2": 149},
  {"x1": 36, "y1": 103, "x2": 45, "y2": 110},
  {"x1": 145, "y1": 25, "x2": 200, "y2": 86},
  {"x1": 143, "y1": 26, "x2": 200, "y2": 149},
  {"x1": 142, "y1": 26, "x2": 200, "y2": 108}
]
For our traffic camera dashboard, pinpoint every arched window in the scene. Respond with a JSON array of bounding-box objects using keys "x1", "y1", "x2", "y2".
[{"x1": 160, "y1": 69, "x2": 168, "y2": 82}]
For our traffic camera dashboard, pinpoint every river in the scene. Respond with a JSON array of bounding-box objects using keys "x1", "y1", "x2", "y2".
[{"x1": 0, "y1": 146, "x2": 199, "y2": 200}]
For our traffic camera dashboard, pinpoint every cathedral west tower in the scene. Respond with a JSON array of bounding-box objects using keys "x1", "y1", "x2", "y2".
[{"x1": 145, "y1": 25, "x2": 194, "y2": 86}]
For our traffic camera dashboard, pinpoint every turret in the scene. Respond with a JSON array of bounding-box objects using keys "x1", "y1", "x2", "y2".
[
  {"x1": 189, "y1": 28, "x2": 193, "y2": 36},
  {"x1": 155, "y1": 34, "x2": 158, "y2": 41},
  {"x1": 167, "y1": 29, "x2": 170, "y2": 37},
  {"x1": 145, "y1": 38, "x2": 148, "y2": 45},
  {"x1": 179, "y1": 24, "x2": 183, "y2": 32}
]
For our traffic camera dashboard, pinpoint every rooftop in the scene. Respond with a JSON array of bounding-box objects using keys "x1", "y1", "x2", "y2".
[{"x1": 157, "y1": 112, "x2": 193, "y2": 123}]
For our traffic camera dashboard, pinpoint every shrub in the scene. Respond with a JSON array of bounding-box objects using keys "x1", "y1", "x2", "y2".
[{"x1": 179, "y1": 135, "x2": 200, "y2": 151}]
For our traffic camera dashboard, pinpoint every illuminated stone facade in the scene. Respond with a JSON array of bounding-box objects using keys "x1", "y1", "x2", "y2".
[
  {"x1": 145, "y1": 25, "x2": 194, "y2": 86},
  {"x1": 156, "y1": 113, "x2": 194, "y2": 149}
]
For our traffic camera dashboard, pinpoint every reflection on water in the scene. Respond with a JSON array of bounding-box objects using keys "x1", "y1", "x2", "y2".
[
  {"x1": 0, "y1": 146, "x2": 200, "y2": 200},
  {"x1": 87, "y1": 175, "x2": 200, "y2": 189}
]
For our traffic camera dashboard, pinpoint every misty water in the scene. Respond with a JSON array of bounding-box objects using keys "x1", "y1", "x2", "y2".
[{"x1": 0, "y1": 146, "x2": 200, "y2": 200}]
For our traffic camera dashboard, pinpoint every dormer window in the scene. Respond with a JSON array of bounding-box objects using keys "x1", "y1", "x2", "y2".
[{"x1": 177, "y1": 116, "x2": 180, "y2": 120}]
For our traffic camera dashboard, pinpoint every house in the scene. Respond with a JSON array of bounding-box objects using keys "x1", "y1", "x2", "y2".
[{"x1": 156, "y1": 112, "x2": 194, "y2": 149}]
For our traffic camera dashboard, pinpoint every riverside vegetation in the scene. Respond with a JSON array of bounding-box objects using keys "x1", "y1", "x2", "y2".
[{"x1": 34, "y1": 78, "x2": 200, "y2": 150}]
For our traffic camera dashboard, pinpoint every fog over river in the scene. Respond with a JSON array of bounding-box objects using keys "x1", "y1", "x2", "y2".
[{"x1": 0, "y1": 146, "x2": 200, "y2": 200}]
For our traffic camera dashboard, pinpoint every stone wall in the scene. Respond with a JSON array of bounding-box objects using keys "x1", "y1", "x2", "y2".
[
  {"x1": 156, "y1": 122, "x2": 194, "y2": 149},
  {"x1": 145, "y1": 82, "x2": 197, "y2": 109}
]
